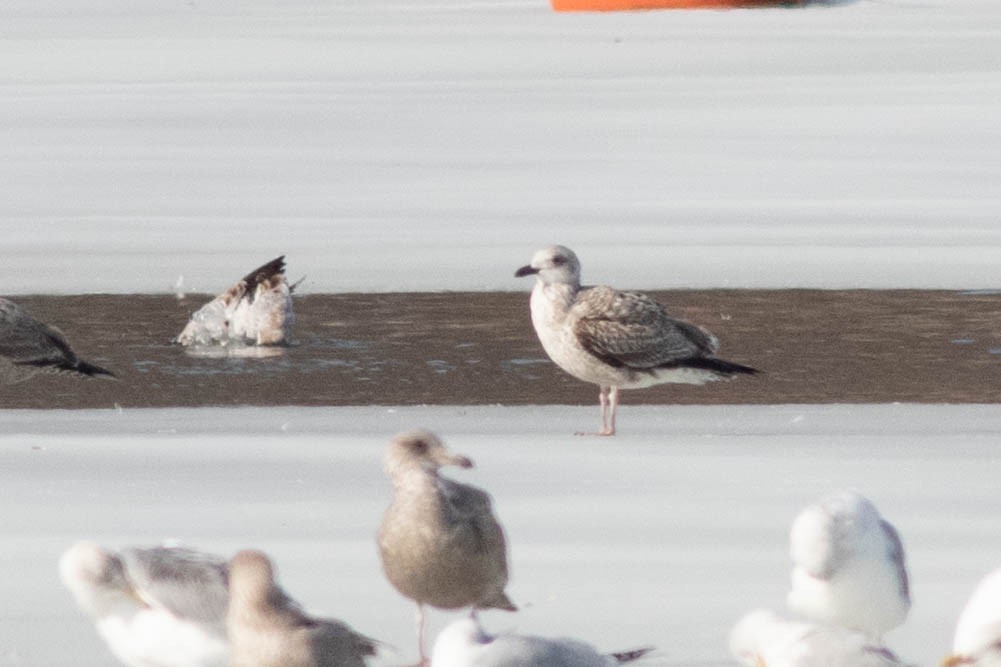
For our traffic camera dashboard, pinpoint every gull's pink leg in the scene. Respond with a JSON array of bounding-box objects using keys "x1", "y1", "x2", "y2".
[
  {"x1": 578, "y1": 386, "x2": 615, "y2": 436},
  {"x1": 599, "y1": 386, "x2": 610, "y2": 433},
  {"x1": 414, "y1": 603, "x2": 429, "y2": 666},
  {"x1": 604, "y1": 386, "x2": 619, "y2": 436}
]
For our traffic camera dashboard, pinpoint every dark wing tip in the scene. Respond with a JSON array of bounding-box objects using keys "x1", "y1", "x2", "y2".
[
  {"x1": 241, "y1": 256, "x2": 287, "y2": 288},
  {"x1": 356, "y1": 632, "x2": 380, "y2": 657},
  {"x1": 74, "y1": 359, "x2": 118, "y2": 379},
  {"x1": 677, "y1": 357, "x2": 759, "y2": 376},
  {"x1": 485, "y1": 591, "x2": 517, "y2": 612},
  {"x1": 14, "y1": 357, "x2": 116, "y2": 380},
  {"x1": 611, "y1": 647, "x2": 656, "y2": 663}
]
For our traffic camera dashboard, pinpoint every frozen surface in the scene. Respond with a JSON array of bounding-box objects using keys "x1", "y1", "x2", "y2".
[
  {"x1": 1, "y1": 1, "x2": 999, "y2": 293},
  {"x1": 2, "y1": 404, "x2": 1000, "y2": 666}
]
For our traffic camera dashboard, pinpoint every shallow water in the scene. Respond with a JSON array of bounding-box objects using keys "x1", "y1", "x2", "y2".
[{"x1": 3, "y1": 289, "x2": 1001, "y2": 409}]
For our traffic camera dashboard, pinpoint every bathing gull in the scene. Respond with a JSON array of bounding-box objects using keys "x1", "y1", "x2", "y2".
[
  {"x1": 787, "y1": 490, "x2": 910, "y2": 640},
  {"x1": 729, "y1": 608, "x2": 911, "y2": 667},
  {"x1": 941, "y1": 566, "x2": 1001, "y2": 667},
  {"x1": 175, "y1": 255, "x2": 295, "y2": 348},
  {"x1": 0, "y1": 297, "x2": 115, "y2": 384},
  {"x1": 58, "y1": 541, "x2": 230, "y2": 667},
  {"x1": 226, "y1": 549, "x2": 377, "y2": 667},
  {"x1": 431, "y1": 617, "x2": 654, "y2": 667},
  {"x1": 514, "y1": 245, "x2": 757, "y2": 435},
  {"x1": 377, "y1": 429, "x2": 515, "y2": 665}
]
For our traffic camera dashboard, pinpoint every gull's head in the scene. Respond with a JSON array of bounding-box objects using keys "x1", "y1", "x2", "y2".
[
  {"x1": 825, "y1": 490, "x2": 883, "y2": 543},
  {"x1": 59, "y1": 541, "x2": 138, "y2": 617},
  {"x1": 790, "y1": 489, "x2": 882, "y2": 566},
  {"x1": 385, "y1": 429, "x2": 473, "y2": 478},
  {"x1": 228, "y1": 550, "x2": 277, "y2": 611},
  {"x1": 431, "y1": 618, "x2": 492, "y2": 667},
  {"x1": 949, "y1": 566, "x2": 1001, "y2": 665},
  {"x1": 515, "y1": 245, "x2": 581, "y2": 287},
  {"x1": 729, "y1": 609, "x2": 781, "y2": 667}
]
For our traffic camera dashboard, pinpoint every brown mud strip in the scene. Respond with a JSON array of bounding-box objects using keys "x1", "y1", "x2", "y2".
[{"x1": 1, "y1": 290, "x2": 1000, "y2": 409}]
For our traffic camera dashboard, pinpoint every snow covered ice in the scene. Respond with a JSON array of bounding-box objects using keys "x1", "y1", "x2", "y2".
[
  {"x1": 0, "y1": 0, "x2": 999, "y2": 294},
  {"x1": 3, "y1": 405, "x2": 1001, "y2": 666}
]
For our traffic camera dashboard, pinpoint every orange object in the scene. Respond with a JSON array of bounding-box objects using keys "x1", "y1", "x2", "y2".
[{"x1": 552, "y1": 0, "x2": 802, "y2": 10}]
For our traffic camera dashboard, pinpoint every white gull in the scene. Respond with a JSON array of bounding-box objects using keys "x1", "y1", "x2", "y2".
[
  {"x1": 175, "y1": 255, "x2": 295, "y2": 349},
  {"x1": 377, "y1": 429, "x2": 515, "y2": 665},
  {"x1": 0, "y1": 297, "x2": 115, "y2": 383},
  {"x1": 226, "y1": 549, "x2": 377, "y2": 667},
  {"x1": 514, "y1": 245, "x2": 757, "y2": 435},
  {"x1": 730, "y1": 608, "x2": 912, "y2": 667},
  {"x1": 59, "y1": 541, "x2": 230, "y2": 667},
  {"x1": 431, "y1": 617, "x2": 653, "y2": 667},
  {"x1": 787, "y1": 490, "x2": 911, "y2": 640},
  {"x1": 942, "y1": 566, "x2": 1001, "y2": 667}
]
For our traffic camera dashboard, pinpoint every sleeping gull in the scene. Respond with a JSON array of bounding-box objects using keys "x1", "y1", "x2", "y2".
[
  {"x1": 730, "y1": 608, "x2": 912, "y2": 667},
  {"x1": 514, "y1": 245, "x2": 757, "y2": 435},
  {"x1": 0, "y1": 297, "x2": 115, "y2": 384},
  {"x1": 226, "y1": 549, "x2": 378, "y2": 667},
  {"x1": 58, "y1": 541, "x2": 230, "y2": 667},
  {"x1": 175, "y1": 255, "x2": 296, "y2": 349},
  {"x1": 941, "y1": 566, "x2": 1001, "y2": 667},
  {"x1": 787, "y1": 490, "x2": 911, "y2": 640},
  {"x1": 431, "y1": 617, "x2": 654, "y2": 667},
  {"x1": 377, "y1": 429, "x2": 516, "y2": 665}
]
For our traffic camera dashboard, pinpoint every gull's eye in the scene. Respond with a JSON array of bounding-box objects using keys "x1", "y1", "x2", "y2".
[
  {"x1": 410, "y1": 439, "x2": 429, "y2": 454},
  {"x1": 551, "y1": 255, "x2": 567, "y2": 267}
]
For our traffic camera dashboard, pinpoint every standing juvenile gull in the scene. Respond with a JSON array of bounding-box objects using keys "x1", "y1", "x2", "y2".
[
  {"x1": 175, "y1": 255, "x2": 296, "y2": 348},
  {"x1": 58, "y1": 541, "x2": 230, "y2": 667},
  {"x1": 514, "y1": 245, "x2": 757, "y2": 436},
  {"x1": 787, "y1": 490, "x2": 911, "y2": 640},
  {"x1": 941, "y1": 566, "x2": 1001, "y2": 667},
  {"x1": 432, "y1": 617, "x2": 653, "y2": 667},
  {"x1": 226, "y1": 550, "x2": 377, "y2": 667},
  {"x1": 377, "y1": 429, "x2": 516, "y2": 665},
  {"x1": 729, "y1": 608, "x2": 912, "y2": 667},
  {"x1": 0, "y1": 297, "x2": 115, "y2": 383}
]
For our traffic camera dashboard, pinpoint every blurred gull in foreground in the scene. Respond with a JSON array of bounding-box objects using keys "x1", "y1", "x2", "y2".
[
  {"x1": 377, "y1": 429, "x2": 515, "y2": 665},
  {"x1": 0, "y1": 297, "x2": 115, "y2": 384},
  {"x1": 730, "y1": 608, "x2": 911, "y2": 667},
  {"x1": 514, "y1": 245, "x2": 757, "y2": 436},
  {"x1": 59, "y1": 542, "x2": 229, "y2": 667},
  {"x1": 787, "y1": 490, "x2": 911, "y2": 640},
  {"x1": 226, "y1": 549, "x2": 377, "y2": 667},
  {"x1": 432, "y1": 617, "x2": 653, "y2": 667},
  {"x1": 941, "y1": 566, "x2": 1001, "y2": 667},
  {"x1": 175, "y1": 255, "x2": 296, "y2": 350}
]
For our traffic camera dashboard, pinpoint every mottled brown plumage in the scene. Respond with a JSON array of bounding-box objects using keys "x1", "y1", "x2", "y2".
[
  {"x1": 377, "y1": 430, "x2": 515, "y2": 663},
  {"x1": 227, "y1": 550, "x2": 376, "y2": 667},
  {"x1": 573, "y1": 285, "x2": 720, "y2": 371}
]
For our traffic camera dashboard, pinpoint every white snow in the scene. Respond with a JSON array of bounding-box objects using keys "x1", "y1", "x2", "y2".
[
  {"x1": 2, "y1": 404, "x2": 999, "y2": 667},
  {"x1": 0, "y1": 0, "x2": 999, "y2": 293}
]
